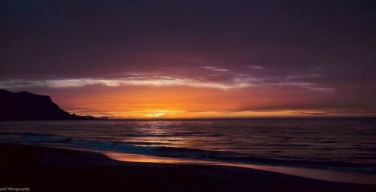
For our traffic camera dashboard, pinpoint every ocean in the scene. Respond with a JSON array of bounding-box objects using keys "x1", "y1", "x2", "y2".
[{"x1": 1, "y1": 118, "x2": 375, "y2": 173}]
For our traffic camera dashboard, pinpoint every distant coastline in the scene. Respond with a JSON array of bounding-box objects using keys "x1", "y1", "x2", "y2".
[{"x1": 103, "y1": 116, "x2": 376, "y2": 121}]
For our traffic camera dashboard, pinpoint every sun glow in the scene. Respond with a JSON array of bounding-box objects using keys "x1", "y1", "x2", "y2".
[
  {"x1": 143, "y1": 110, "x2": 185, "y2": 118},
  {"x1": 145, "y1": 111, "x2": 166, "y2": 118}
]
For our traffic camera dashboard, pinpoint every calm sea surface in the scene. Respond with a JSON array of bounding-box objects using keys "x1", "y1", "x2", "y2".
[{"x1": 1, "y1": 118, "x2": 375, "y2": 172}]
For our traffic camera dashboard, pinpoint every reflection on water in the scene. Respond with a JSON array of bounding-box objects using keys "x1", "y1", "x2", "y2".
[{"x1": 106, "y1": 151, "x2": 376, "y2": 185}]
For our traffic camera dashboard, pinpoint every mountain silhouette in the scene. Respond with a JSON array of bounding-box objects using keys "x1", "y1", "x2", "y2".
[{"x1": 0, "y1": 89, "x2": 95, "y2": 120}]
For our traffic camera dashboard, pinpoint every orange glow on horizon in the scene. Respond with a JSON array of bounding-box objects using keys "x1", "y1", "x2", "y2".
[
  {"x1": 49, "y1": 85, "x2": 370, "y2": 119},
  {"x1": 68, "y1": 107, "x2": 337, "y2": 119}
]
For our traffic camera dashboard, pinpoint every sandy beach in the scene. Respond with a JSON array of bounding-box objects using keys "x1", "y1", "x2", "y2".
[{"x1": 0, "y1": 143, "x2": 375, "y2": 192}]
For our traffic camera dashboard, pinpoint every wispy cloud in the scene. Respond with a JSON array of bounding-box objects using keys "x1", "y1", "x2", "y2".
[
  {"x1": 285, "y1": 73, "x2": 321, "y2": 80},
  {"x1": 0, "y1": 71, "x2": 334, "y2": 92},
  {"x1": 202, "y1": 66, "x2": 229, "y2": 72},
  {"x1": 0, "y1": 77, "x2": 252, "y2": 90},
  {"x1": 270, "y1": 82, "x2": 335, "y2": 92},
  {"x1": 249, "y1": 65, "x2": 264, "y2": 70}
]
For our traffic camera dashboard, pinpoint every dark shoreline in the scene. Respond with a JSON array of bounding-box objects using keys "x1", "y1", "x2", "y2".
[{"x1": 0, "y1": 144, "x2": 375, "y2": 192}]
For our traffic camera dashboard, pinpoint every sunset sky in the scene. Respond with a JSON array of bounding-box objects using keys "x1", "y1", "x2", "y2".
[{"x1": 1, "y1": 0, "x2": 375, "y2": 118}]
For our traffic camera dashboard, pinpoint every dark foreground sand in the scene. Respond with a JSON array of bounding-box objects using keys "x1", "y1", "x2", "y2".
[{"x1": 0, "y1": 144, "x2": 375, "y2": 192}]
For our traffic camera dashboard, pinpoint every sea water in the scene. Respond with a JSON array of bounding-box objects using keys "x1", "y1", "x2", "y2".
[{"x1": 0, "y1": 118, "x2": 375, "y2": 172}]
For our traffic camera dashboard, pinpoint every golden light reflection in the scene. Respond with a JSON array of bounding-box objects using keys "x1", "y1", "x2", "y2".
[{"x1": 105, "y1": 152, "x2": 376, "y2": 185}]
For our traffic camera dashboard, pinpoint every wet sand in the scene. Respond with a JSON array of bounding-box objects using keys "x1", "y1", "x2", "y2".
[
  {"x1": 105, "y1": 152, "x2": 376, "y2": 185},
  {"x1": 0, "y1": 143, "x2": 375, "y2": 192}
]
